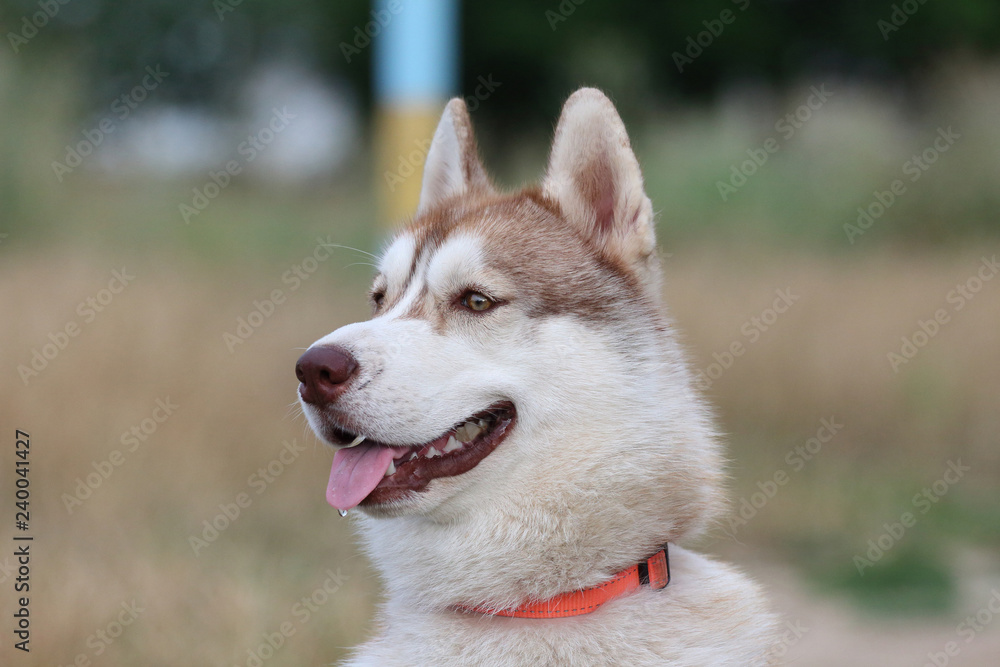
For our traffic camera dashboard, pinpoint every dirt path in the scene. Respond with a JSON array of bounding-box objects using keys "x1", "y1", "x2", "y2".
[{"x1": 744, "y1": 559, "x2": 1000, "y2": 666}]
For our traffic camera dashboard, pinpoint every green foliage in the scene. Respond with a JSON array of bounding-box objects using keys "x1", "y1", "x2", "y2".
[
  {"x1": 4, "y1": 0, "x2": 1000, "y2": 117},
  {"x1": 3, "y1": 0, "x2": 1000, "y2": 245},
  {"x1": 818, "y1": 544, "x2": 956, "y2": 615}
]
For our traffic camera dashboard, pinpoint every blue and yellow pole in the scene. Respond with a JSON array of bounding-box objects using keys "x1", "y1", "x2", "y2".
[{"x1": 373, "y1": 0, "x2": 459, "y2": 224}]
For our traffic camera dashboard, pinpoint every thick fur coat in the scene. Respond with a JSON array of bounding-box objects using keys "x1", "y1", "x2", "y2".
[{"x1": 297, "y1": 88, "x2": 777, "y2": 666}]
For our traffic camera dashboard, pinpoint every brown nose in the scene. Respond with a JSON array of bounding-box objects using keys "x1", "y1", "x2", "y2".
[{"x1": 295, "y1": 346, "x2": 358, "y2": 406}]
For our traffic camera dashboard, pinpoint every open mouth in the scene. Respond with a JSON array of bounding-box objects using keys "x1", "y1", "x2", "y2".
[{"x1": 324, "y1": 401, "x2": 515, "y2": 511}]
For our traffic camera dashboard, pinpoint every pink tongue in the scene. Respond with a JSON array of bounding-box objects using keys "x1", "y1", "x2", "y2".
[{"x1": 327, "y1": 445, "x2": 397, "y2": 511}]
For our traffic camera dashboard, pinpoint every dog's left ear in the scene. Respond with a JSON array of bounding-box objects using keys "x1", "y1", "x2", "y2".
[
  {"x1": 542, "y1": 88, "x2": 655, "y2": 264},
  {"x1": 417, "y1": 98, "x2": 495, "y2": 215}
]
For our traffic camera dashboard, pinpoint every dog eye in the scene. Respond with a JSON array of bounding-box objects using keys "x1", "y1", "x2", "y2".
[
  {"x1": 461, "y1": 291, "x2": 494, "y2": 312},
  {"x1": 371, "y1": 291, "x2": 385, "y2": 308}
]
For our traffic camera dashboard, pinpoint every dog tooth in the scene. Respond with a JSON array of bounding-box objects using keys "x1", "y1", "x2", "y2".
[
  {"x1": 478, "y1": 419, "x2": 488, "y2": 428},
  {"x1": 348, "y1": 434, "x2": 366, "y2": 447},
  {"x1": 384, "y1": 461, "x2": 396, "y2": 477},
  {"x1": 337, "y1": 509, "x2": 348, "y2": 517},
  {"x1": 444, "y1": 436, "x2": 461, "y2": 453},
  {"x1": 426, "y1": 446, "x2": 441, "y2": 458},
  {"x1": 409, "y1": 452, "x2": 418, "y2": 460},
  {"x1": 455, "y1": 422, "x2": 482, "y2": 443}
]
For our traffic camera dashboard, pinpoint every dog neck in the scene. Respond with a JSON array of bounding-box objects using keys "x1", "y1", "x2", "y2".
[{"x1": 453, "y1": 544, "x2": 670, "y2": 618}]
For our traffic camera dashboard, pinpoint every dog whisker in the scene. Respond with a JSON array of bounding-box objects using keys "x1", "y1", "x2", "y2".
[
  {"x1": 287, "y1": 88, "x2": 775, "y2": 662},
  {"x1": 319, "y1": 243, "x2": 378, "y2": 259}
]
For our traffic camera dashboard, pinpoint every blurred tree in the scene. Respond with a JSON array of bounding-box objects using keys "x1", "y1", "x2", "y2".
[{"x1": 3, "y1": 0, "x2": 998, "y2": 124}]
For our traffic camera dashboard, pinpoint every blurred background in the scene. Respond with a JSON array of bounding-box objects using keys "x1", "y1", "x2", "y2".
[{"x1": 2, "y1": 0, "x2": 999, "y2": 664}]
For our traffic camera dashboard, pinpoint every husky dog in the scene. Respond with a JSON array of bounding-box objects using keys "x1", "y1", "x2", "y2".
[{"x1": 295, "y1": 88, "x2": 777, "y2": 666}]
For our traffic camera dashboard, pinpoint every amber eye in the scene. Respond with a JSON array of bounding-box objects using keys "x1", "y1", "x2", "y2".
[{"x1": 461, "y1": 291, "x2": 494, "y2": 312}]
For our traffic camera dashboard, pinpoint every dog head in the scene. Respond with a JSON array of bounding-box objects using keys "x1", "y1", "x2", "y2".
[{"x1": 297, "y1": 88, "x2": 724, "y2": 609}]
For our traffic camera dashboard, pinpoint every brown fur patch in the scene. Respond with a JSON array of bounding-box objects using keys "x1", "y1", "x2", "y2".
[
  {"x1": 401, "y1": 189, "x2": 659, "y2": 329},
  {"x1": 576, "y1": 157, "x2": 617, "y2": 237}
]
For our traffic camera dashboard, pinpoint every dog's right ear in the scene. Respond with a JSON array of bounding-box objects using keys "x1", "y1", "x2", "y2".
[{"x1": 417, "y1": 99, "x2": 494, "y2": 215}]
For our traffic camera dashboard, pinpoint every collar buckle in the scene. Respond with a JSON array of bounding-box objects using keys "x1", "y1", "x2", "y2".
[{"x1": 639, "y1": 543, "x2": 670, "y2": 590}]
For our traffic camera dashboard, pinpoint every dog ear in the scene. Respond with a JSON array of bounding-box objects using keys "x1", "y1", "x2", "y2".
[
  {"x1": 542, "y1": 88, "x2": 655, "y2": 263},
  {"x1": 417, "y1": 98, "x2": 494, "y2": 215}
]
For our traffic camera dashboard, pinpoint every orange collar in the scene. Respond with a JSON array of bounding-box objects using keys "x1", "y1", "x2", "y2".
[{"x1": 456, "y1": 544, "x2": 670, "y2": 619}]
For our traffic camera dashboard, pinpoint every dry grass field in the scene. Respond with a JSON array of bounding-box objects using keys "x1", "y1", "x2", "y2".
[
  {"x1": 3, "y1": 58, "x2": 1000, "y2": 665},
  {"x1": 2, "y1": 236, "x2": 999, "y2": 664}
]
